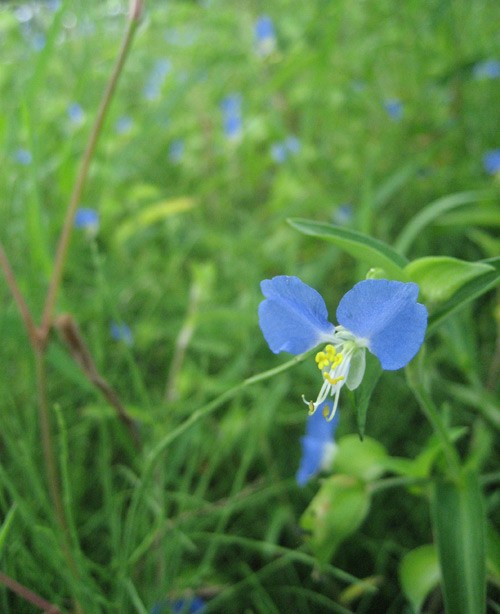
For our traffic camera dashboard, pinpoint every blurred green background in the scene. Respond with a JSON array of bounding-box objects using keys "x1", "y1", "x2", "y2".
[{"x1": 0, "y1": 0, "x2": 499, "y2": 612}]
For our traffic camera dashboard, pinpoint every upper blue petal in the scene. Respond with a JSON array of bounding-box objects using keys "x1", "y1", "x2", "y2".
[
  {"x1": 336, "y1": 279, "x2": 427, "y2": 370},
  {"x1": 259, "y1": 276, "x2": 335, "y2": 354}
]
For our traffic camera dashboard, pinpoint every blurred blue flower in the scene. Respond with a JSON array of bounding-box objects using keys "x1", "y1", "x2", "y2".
[
  {"x1": 14, "y1": 148, "x2": 32, "y2": 165},
  {"x1": 169, "y1": 139, "x2": 184, "y2": 163},
  {"x1": 333, "y1": 203, "x2": 353, "y2": 226},
  {"x1": 259, "y1": 276, "x2": 427, "y2": 420},
  {"x1": 115, "y1": 115, "x2": 133, "y2": 134},
  {"x1": 221, "y1": 94, "x2": 243, "y2": 140},
  {"x1": 296, "y1": 401, "x2": 339, "y2": 486},
  {"x1": 483, "y1": 149, "x2": 500, "y2": 175},
  {"x1": 74, "y1": 208, "x2": 99, "y2": 235},
  {"x1": 254, "y1": 15, "x2": 277, "y2": 57},
  {"x1": 270, "y1": 142, "x2": 287, "y2": 163},
  {"x1": 150, "y1": 596, "x2": 206, "y2": 614},
  {"x1": 472, "y1": 59, "x2": 500, "y2": 79},
  {"x1": 270, "y1": 135, "x2": 300, "y2": 163},
  {"x1": 68, "y1": 102, "x2": 85, "y2": 125},
  {"x1": 143, "y1": 58, "x2": 172, "y2": 101},
  {"x1": 30, "y1": 32, "x2": 46, "y2": 52},
  {"x1": 110, "y1": 321, "x2": 133, "y2": 346},
  {"x1": 384, "y1": 99, "x2": 403, "y2": 121},
  {"x1": 15, "y1": 5, "x2": 34, "y2": 23}
]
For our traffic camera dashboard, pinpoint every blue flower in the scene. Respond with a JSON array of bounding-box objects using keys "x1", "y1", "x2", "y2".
[
  {"x1": 254, "y1": 15, "x2": 277, "y2": 57},
  {"x1": 14, "y1": 148, "x2": 32, "y2": 165},
  {"x1": 384, "y1": 99, "x2": 403, "y2": 121},
  {"x1": 68, "y1": 102, "x2": 85, "y2": 126},
  {"x1": 259, "y1": 276, "x2": 427, "y2": 420},
  {"x1": 169, "y1": 139, "x2": 184, "y2": 163},
  {"x1": 483, "y1": 149, "x2": 500, "y2": 175},
  {"x1": 74, "y1": 208, "x2": 99, "y2": 235},
  {"x1": 472, "y1": 59, "x2": 500, "y2": 79},
  {"x1": 296, "y1": 401, "x2": 339, "y2": 486},
  {"x1": 270, "y1": 135, "x2": 300, "y2": 163},
  {"x1": 115, "y1": 115, "x2": 133, "y2": 134},
  {"x1": 333, "y1": 203, "x2": 354, "y2": 226},
  {"x1": 150, "y1": 596, "x2": 206, "y2": 614},
  {"x1": 221, "y1": 94, "x2": 243, "y2": 140},
  {"x1": 110, "y1": 321, "x2": 133, "y2": 346},
  {"x1": 143, "y1": 58, "x2": 172, "y2": 100}
]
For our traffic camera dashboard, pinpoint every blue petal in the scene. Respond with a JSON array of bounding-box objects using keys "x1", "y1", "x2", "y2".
[
  {"x1": 305, "y1": 403, "x2": 339, "y2": 441},
  {"x1": 336, "y1": 280, "x2": 427, "y2": 370},
  {"x1": 259, "y1": 276, "x2": 335, "y2": 354},
  {"x1": 296, "y1": 402, "x2": 338, "y2": 486}
]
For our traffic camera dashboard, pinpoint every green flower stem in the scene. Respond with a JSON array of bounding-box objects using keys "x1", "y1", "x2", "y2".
[
  {"x1": 122, "y1": 351, "x2": 313, "y2": 566},
  {"x1": 40, "y1": 1, "x2": 143, "y2": 340},
  {"x1": 406, "y1": 362, "x2": 461, "y2": 478}
]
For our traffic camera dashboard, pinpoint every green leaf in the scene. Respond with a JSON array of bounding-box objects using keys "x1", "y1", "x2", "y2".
[
  {"x1": 431, "y1": 470, "x2": 486, "y2": 614},
  {"x1": 395, "y1": 191, "x2": 490, "y2": 254},
  {"x1": 427, "y1": 257, "x2": 500, "y2": 334},
  {"x1": 0, "y1": 504, "x2": 17, "y2": 557},
  {"x1": 435, "y1": 204, "x2": 500, "y2": 228},
  {"x1": 287, "y1": 218, "x2": 408, "y2": 278},
  {"x1": 400, "y1": 544, "x2": 440, "y2": 613},
  {"x1": 486, "y1": 523, "x2": 500, "y2": 582},
  {"x1": 334, "y1": 435, "x2": 388, "y2": 481},
  {"x1": 405, "y1": 256, "x2": 494, "y2": 303},
  {"x1": 115, "y1": 196, "x2": 196, "y2": 243},
  {"x1": 351, "y1": 351, "x2": 383, "y2": 439},
  {"x1": 300, "y1": 475, "x2": 370, "y2": 563}
]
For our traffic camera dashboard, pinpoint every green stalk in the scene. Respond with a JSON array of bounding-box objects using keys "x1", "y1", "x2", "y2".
[{"x1": 40, "y1": 1, "x2": 144, "y2": 339}]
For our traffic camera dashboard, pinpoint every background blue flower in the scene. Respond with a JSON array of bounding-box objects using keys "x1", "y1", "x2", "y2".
[
  {"x1": 74, "y1": 207, "x2": 99, "y2": 233},
  {"x1": 483, "y1": 149, "x2": 500, "y2": 175},
  {"x1": 296, "y1": 402, "x2": 339, "y2": 486}
]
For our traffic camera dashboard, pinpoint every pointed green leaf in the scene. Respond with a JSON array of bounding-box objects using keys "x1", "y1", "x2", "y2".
[
  {"x1": 350, "y1": 351, "x2": 383, "y2": 439},
  {"x1": 427, "y1": 257, "x2": 500, "y2": 334},
  {"x1": 431, "y1": 470, "x2": 486, "y2": 614},
  {"x1": 395, "y1": 191, "x2": 490, "y2": 254},
  {"x1": 0, "y1": 504, "x2": 17, "y2": 557},
  {"x1": 301, "y1": 475, "x2": 370, "y2": 563},
  {"x1": 405, "y1": 256, "x2": 494, "y2": 303},
  {"x1": 287, "y1": 218, "x2": 408, "y2": 278},
  {"x1": 486, "y1": 523, "x2": 500, "y2": 582},
  {"x1": 400, "y1": 544, "x2": 440, "y2": 613}
]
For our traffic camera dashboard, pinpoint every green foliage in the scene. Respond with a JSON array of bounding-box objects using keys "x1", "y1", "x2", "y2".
[
  {"x1": 0, "y1": 0, "x2": 499, "y2": 612},
  {"x1": 431, "y1": 471, "x2": 487, "y2": 614}
]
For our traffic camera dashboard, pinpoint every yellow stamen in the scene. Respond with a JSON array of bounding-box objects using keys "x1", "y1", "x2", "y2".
[{"x1": 323, "y1": 373, "x2": 345, "y2": 386}]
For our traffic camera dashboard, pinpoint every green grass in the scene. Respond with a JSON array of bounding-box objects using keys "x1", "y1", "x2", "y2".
[{"x1": 0, "y1": 0, "x2": 499, "y2": 612}]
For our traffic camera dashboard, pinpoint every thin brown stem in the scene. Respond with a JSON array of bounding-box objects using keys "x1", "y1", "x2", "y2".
[
  {"x1": 40, "y1": 3, "x2": 143, "y2": 338},
  {"x1": 0, "y1": 244, "x2": 41, "y2": 349},
  {"x1": 0, "y1": 569, "x2": 61, "y2": 613},
  {"x1": 35, "y1": 350, "x2": 67, "y2": 538}
]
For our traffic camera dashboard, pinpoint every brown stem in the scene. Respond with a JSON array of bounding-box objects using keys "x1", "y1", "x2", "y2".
[
  {"x1": 0, "y1": 569, "x2": 61, "y2": 613},
  {"x1": 0, "y1": 244, "x2": 41, "y2": 349},
  {"x1": 40, "y1": 4, "x2": 143, "y2": 339},
  {"x1": 55, "y1": 313, "x2": 140, "y2": 447}
]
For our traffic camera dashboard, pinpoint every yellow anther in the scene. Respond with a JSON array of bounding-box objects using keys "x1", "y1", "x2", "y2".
[
  {"x1": 322, "y1": 404, "x2": 330, "y2": 419},
  {"x1": 323, "y1": 373, "x2": 345, "y2": 386},
  {"x1": 315, "y1": 351, "x2": 330, "y2": 370},
  {"x1": 326, "y1": 345, "x2": 337, "y2": 361},
  {"x1": 307, "y1": 400, "x2": 316, "y2": 415}
]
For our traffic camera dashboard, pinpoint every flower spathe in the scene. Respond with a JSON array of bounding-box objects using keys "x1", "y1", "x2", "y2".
[{"x1": 259, "y1": 276, "x2": 427, "y2": 421}]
